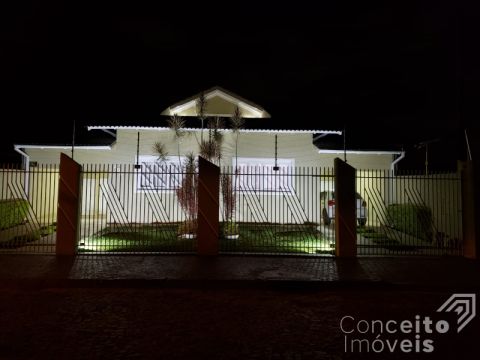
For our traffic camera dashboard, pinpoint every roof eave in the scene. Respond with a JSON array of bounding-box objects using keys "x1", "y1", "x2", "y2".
[
  {"x1": 318, "y1": 149, "x2": 403, "y2": 155},
  {"x1": 87, "y1": 125, "x2": 342, "y2": 135},
  {"x1": 14, "y1": 144, "x2": 112, "y2": 150}
]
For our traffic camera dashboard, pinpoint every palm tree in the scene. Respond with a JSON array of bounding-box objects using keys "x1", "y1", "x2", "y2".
[
  {"x1": 230, "y1": 106, "x2": 244, "y2": 195},
  {"x1": 176, "y1": 152, "x2": 198, "y2": 235},
  {"x1": 199, "y1": 116, "x2": 224, "y2": 166},
  {"x1": 167, "y1": 114, "x2": 186, "y2": 168},
  {"x1": 152, "y1": 142, "x2": 168, "y2": 163},
  {"x1": 230, "y1": 106, "x2": 244, "y2": 168},
  {"x1": 195, "y1": 92, "x2": 207, "y2": 143},
  {"x1": 221, "y1": 172, "x2": 236, "y2": 221}
]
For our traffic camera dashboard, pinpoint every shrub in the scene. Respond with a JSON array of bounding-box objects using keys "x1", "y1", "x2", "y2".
[
  {"x1": 177, "y1": 220, "x2": 197, "y2": 235},
  {"x1": 223, "y1": 222, "x2": 239, "y2": 236},
  {"x1": 0, "y1": 199, "x2": 29, "y2": 230},
  {"x1": 386, "y1": 204, "x2": 433, "y2": 241}
]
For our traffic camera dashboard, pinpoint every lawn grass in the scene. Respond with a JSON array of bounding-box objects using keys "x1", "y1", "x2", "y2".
[
  {"x1": 0, "y1": 232, "x2": 41, "y2": 249},
  {"x1": 0, "y1": 199, "x2": 29, "y2": 230},
  {"x1": 78, "y1": 223, "x2": 194, "y2": 252},
  {"x1": 222, "y1": 223, "x2": 332, "y2": 254},
  {"x1": 78, "y1": 223, "x2": 333, "y2": 254},
  {"x1": 357, "y1": 226, "x2": 420, "y2": 252},
  {"x1": 0, "y1": 223, "x2": 56, "y2": 249}
]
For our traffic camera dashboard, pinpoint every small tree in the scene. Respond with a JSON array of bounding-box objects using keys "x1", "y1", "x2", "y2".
[
  {"x1": 152, "y1": 141, "x2": 169, "y2": 186},
  {"x1": 196, "y1": 92, "x2": 207, "y2": 143},
  {"x1": 221, "y1": 173, "x2": 236, "y2": 221},
  {"x1": 152, "y1": 142, "x2": 168, "y2": 162},
  {"x1": 230, "y1": 106, "x2": 244, "y2": 167},
  {"x1": 229, "y1": 106, "x2": 244, "y2": 199},
  {"x1": 176, "y1": 153, "x2": 198, "y2": 235},
  {"x1": 199, "y1": 117, "x2": 224, "y2": 166}
]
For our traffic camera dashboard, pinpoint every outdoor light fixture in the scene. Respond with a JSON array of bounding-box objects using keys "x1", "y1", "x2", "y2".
[
  {"x1": 273, "y1": 134, "x2": 279, "y2": 171},
  {"x1": 415, "y1": 138, "x2": 440, "y2": 175},
  {"x1": 135, "y1": 131, "x2": 141, "y2": 169}
]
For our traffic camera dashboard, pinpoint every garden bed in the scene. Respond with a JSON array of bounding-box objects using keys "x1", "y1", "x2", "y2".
[{"x1": 78, "y1": 222, "x2": 333, "y2": 254}]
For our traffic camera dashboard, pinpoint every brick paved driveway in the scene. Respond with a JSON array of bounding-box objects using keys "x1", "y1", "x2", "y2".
[{"x1": 0, "y1": 288, "x2": 478, "y2": 360}]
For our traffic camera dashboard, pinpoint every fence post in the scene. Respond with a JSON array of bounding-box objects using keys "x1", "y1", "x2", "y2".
[
  {"x1": 197, "y1": 157, "x2": 220, "y2": 256},
  {"x1": 56, "y1": 153, "x2": 81, "y2": 256},
  {"x1": 335, "y1": 158, "x2": 357, "y2": 257},
  {"x1": 461, "y1": 160, "x2": 479, "y2": 259}
]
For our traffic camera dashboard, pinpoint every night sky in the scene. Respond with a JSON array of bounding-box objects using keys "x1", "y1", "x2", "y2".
[{"x1": 1, "y1": 1, "x2": 478, "y2": 170}]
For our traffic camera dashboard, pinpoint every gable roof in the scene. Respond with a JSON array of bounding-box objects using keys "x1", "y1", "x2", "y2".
[{"x1": 160, "y1": 86, "x2": 271, "y2": 118}]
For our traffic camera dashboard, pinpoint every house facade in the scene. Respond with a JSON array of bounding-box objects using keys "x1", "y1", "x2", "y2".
[
  {"x1": 12, "y1": 87, "x2": 405, "y2": 225},
  {"x1": 15, "y1": 86, "x2": 403, "y2": 171}
]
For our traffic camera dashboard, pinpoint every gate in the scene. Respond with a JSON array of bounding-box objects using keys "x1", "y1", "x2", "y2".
[
  {"x1": 77, "y1": 164, "x2": 336, "y2": 255},
  {"x1": 78, "y1": 163, "x2": 197, "y2": 253},
  {"x1": 0, "y1": 164, "x2": 59, "y2": 254},
  {"x1": 356, "y1": 170, "x2": 463, "y2": 256},
  {"x1": 219, "y1": 166, "x2": 335, "y2": 255}
]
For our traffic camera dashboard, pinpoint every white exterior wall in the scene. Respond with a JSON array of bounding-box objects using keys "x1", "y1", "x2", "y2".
[
  {"x1": 22, "y1": 129, "x2": 394, "y2": 225},
  {"x1": 0, "y1": 168, "x2": 59, "y2": 225},
  {"x1": 24, "y1": 129, "x2": 395, "y2": 169}
]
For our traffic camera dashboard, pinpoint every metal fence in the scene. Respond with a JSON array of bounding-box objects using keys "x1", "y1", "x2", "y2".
[
  {"x1": 78, "y1": 164, "x2": 197, "y2": 253},
  {"x1": 0, "y1": 162, "x2": 465, "y2": 257},
  {"x1": 219, "y1": 166, "x2": 335, "y2": 255},
  {"x1": 356, "y1": 169, "x2": 463, "y2": 256},
  {"x1": 77, "y1": 164, "x2": 336, "y2": 255},
  {"x1": 0, "y1": 164, "x2": 58, "y2": 254}
]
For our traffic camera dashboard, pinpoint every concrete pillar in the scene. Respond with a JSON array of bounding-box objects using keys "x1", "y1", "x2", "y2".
[
  {"x1": 197, "y1": 157, "x2": 220, "y2": 256},
  {"x1": 56, "y1": 153, "x2": 81, "y2": 256},
  {"x1": 461, "y1": 161, "x2": 479, "y2": 259},
  {"x1": 334, "y1": 158, "x2": 357, "y2": 257}
]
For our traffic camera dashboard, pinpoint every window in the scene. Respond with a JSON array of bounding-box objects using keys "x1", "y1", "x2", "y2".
[
  {"x1": 136, "y1": 155, "x2": 185, "y2": 191},
  {"x1": 233, "y1": 157, "x2": 295, "y2": 193}
]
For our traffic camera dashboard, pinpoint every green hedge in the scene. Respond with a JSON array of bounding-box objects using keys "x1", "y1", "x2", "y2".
[
  {"x1": 386, "y1": 204, "x2": 433, "y2": 241},
  {"x1": 0, "y1": 199, "x2": 29, "y2": 230}
]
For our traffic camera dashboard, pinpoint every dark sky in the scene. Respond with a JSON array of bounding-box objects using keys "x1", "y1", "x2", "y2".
[{"x1": 1, "y1": 1, "x2": 478, "y2": 170}]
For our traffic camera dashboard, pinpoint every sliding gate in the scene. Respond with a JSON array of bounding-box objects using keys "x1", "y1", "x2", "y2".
[{"x1": 77, "y1": 164, "x2": 336, "y2": 255}]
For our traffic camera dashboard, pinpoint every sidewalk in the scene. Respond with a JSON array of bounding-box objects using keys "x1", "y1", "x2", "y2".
[{"x1": 1, "y1": 254, "x2": 479, "y2": 290}]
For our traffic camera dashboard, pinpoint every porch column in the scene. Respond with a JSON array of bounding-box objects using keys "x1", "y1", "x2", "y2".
[
  {"x1": 197, "y1": 157, "x2": 220, "y2": 256},
  {"x1": 334, "y1": 158, "x2": 357, "y2": 257},
  {"x1": 461, "y1": 160, "x2": 479, "y2": 259},
  {"x1": 56, "y1": 153, "x2": 81, "y2": 256}
]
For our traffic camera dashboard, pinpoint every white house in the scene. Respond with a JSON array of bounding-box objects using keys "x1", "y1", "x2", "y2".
[
  {"x1": 14, "y1": 86, "x2": 404, "y2": 171},
  {"x1": 12, "y1": 87, "x2": 406, "y2": 226}
]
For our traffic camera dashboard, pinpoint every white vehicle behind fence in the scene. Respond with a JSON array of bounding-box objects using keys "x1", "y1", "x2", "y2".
[{"x1": 320, "y1": 191, "x2": 368, "y2": 226}]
